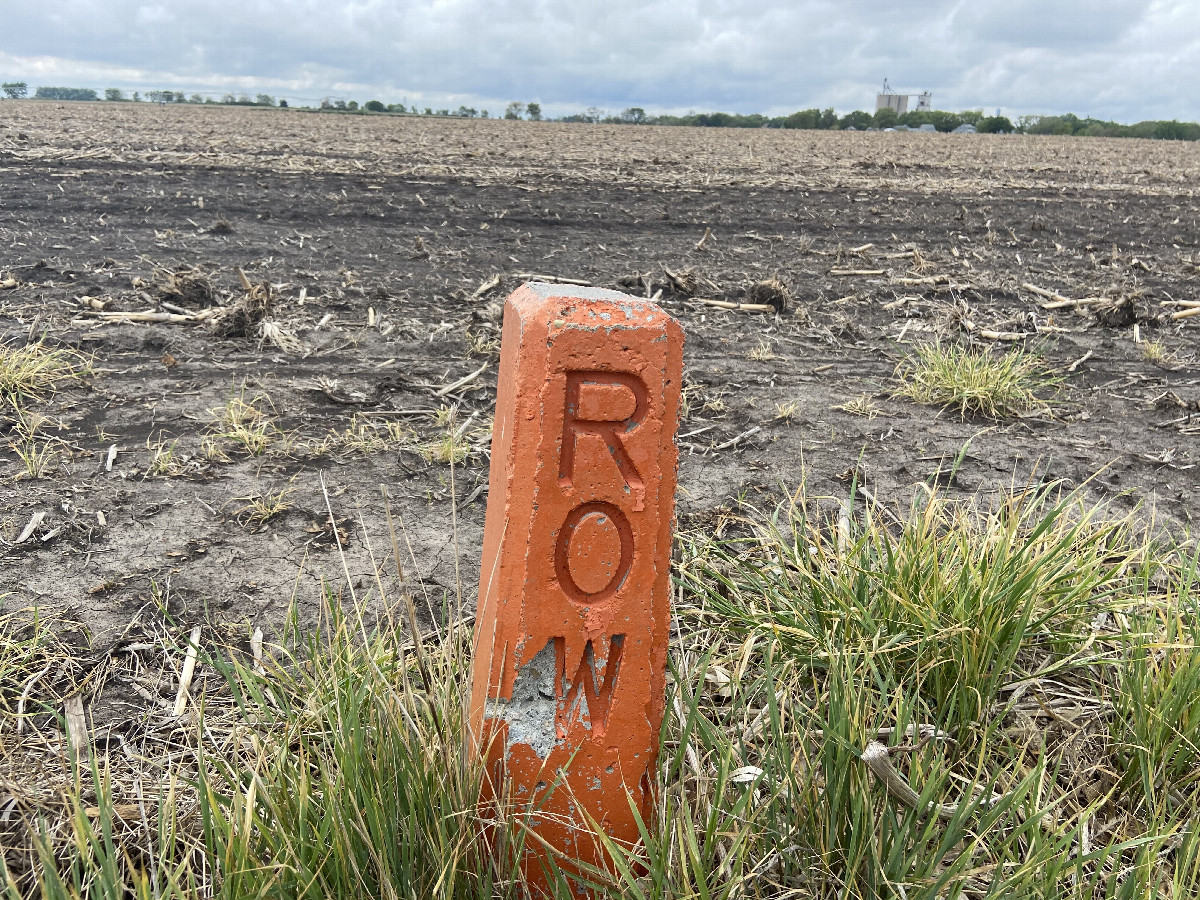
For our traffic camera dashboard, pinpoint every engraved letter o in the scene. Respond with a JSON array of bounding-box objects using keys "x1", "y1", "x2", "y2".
[{"x1": 554, "y1": 501, "x2": 634, "y2": 604}]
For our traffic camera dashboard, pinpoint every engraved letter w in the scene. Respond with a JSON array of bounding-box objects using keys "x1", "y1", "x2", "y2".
[{"x1": 555, "y1": 635, "x2": 624, "y2": 739}]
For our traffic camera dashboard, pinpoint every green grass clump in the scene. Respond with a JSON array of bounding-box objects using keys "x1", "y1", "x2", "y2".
[
  {"x1": 673, "y1": 482, "x2": 1200, "y2": 897},
  {"x1": 0, "y1": 606, "x2": 68, "y2": 719},
  {"x1": 3, "y1": 596, "x2": 538, "y2": 900},
  {"x1": 895, "y1": 342, "x2": 1056, "y2": 419},
  {"x1": 204, "y1": 382, "x2": 286, "y2": 458},
  {"x1": 0, "y1": 341, "x2": 90, "y2": 409},
  {"x1": 199, "y1": 599, "x2": 531, "y2": 899},
  {"x1": 1114, "y1": 546, "x2": 1200, "y2": 811},
  {"x1": 686, "y1": 484, "x2": 1127, "y2": 724}
]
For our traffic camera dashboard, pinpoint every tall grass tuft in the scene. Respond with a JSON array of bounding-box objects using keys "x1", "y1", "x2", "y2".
[
  {"x1": 1114, "y1": 545, "x2": 1200, "y2": 812},
  {"x1": 670, "y1": 482, "x2": 1194, "y2": 897},
  {"x1": 680, "y1": 483, "x2": 1130, "y2": 725},
  {"x1": 894, "y1": 342, "x2": 1057, "y2": 419},
  {"x1": 199, "y1": 593, "x2": 533, "y2": 899},
  {"x1": 0, "y1": 341, "x2": 90, "y2": 409}
]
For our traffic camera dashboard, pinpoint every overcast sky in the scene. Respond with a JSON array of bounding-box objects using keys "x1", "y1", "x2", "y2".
[{"x1": 2, "y1": 1, "x2": 1197, "y2": 121}]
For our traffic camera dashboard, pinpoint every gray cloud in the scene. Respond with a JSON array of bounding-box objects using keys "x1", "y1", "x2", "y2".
[
  {"x1": 2, "y1": 1, "x2": 1197, "y2": 121},
  {"x1": 952, "y1": 1, "x2": 1150, "y2": 48}
]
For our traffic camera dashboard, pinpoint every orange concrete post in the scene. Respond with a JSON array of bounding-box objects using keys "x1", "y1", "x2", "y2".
[{"x1": 469, "y1": 282, "x2": 683, "y2": 888}]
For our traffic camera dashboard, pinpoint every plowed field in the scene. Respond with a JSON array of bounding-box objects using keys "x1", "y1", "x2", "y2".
[{"x1": 2, "y1": 100, "x2": 1198, "y2": 725}]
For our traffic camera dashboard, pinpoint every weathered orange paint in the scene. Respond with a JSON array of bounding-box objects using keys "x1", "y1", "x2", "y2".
[{"x1": 469, "y1": 282, "x2": 683, "y2": 890}]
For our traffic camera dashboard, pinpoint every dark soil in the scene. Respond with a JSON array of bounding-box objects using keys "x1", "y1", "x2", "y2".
[{"x1": 1, "y1": 105, "x2": 1198, "y2": 731}]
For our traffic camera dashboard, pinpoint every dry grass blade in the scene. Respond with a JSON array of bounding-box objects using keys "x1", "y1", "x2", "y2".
[{"x1": 63, "y1": 694, "x2": 88, "y2": 772}]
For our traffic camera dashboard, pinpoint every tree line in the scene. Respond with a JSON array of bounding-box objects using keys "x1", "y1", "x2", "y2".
[
  {"x1": 3, "y1": 81, "x2": 1198, "y2": 141},
  {"x1": 300, "y1": 99, "x2": 1200, "y2": 140},
  {"x1": 0, "y1": 83, "x2": 285, "y2": 106},
  {"x1": 569, "y1": 105, "x2": 1200, "y2": 138}
]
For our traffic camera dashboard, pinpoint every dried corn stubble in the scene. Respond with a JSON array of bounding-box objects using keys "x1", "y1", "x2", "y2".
[
  {"x1": 1094, "y1": 292, "x2": 1154, "y2": 328},
  {"x1": 257, "y1": 320, "x2": 304, "y2": 353},
  {"x1": 213, "y1": 278, "x2": 272, "y2": 339},
  {"x1": 746, "y1": 276, "x2": 791, "y2": 313},
  {"x1": 663, "y1": 266, "x2": 700, "y2": 296},
  {"x1": 134, "y1": 264, "x2": 219, "y2": 308}
]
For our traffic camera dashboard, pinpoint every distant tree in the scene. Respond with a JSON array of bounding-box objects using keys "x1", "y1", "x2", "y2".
[
  {"x1": 692, "y1": 111, "x2": 768, "y2": 128},
  {"x1": 424, "y1": 107, "x2": 432, "y2": 116},
  {"x1": 838, "y1": 110, "x2": 872, "y2": 130},
  {"x1": 334, "y1": 99, "x2": 348, "y2": 110},
  {"x1": 2, "y1": 81, "x2": 28, "y2": 99},
  {"x1": 480, "y1": 109, "x2": 489, "y2": 118},
  {"x1": 783, "y1": 108, "x2": 821, "y2": 129},
  {"x1": 504, "y1": 101, "x2": 525, "y2": 120},
  {"x1": 132, "y1": 91, "x2": 142, "y2": 102},
  {"x1": 435, "y1": 108, "x2": 449, "y2": 116},
  {"x1": 147, "y1": 90, "x2": 169, "y2": 103},
  {"x1": 347, "y1": 100, "x2": 359, "y2": 111},
  {"x1": 1153, "y1": 120, "x2": 1200, "y2": 140},
  {"x1": 931, "y1": 110, "x2": 964, "y2": 132},
  {"x1": 872, "y1": 107, "x2": 900, "y2": 129},
  {"x1": 365, "y1": 99, "x2": 386, "y2": 112},
  {"x1": 1026, "y1": 115, "x2": 1072, "y2": 135},
  {"x1": 1154, "y1": 120, "x2": 1183, "y2": 140},
  {"x1": 526, "y1": 102, "x2": 542, "y2": 121},
  {"x1": 255, "y1": 93, "x2": 275, "y2": 106},
  {"x1": 278, "y1": 99, "x2": 288, "y2": 108},
  {"x1": 104, "y1": 88, "x2": 125, "y2": 101},
  {"x1": 977, "y1": 115, "x2": 1014, "y2": 134},
  {"x1": 35, "y1": 86, "x2": 98, "y2": 101},
  {"x1": 457, "y1": 105, "x2": 477, "y2": 117},
  {"x1": 223, "y1": 93, "x2": 237, "y2": 104},
  {"x1": 819, "y1": 107, "x2": 838, "y2": 129},
  {"x1": 619, "y1": 107, "x2": 647, "y2": 124}
]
